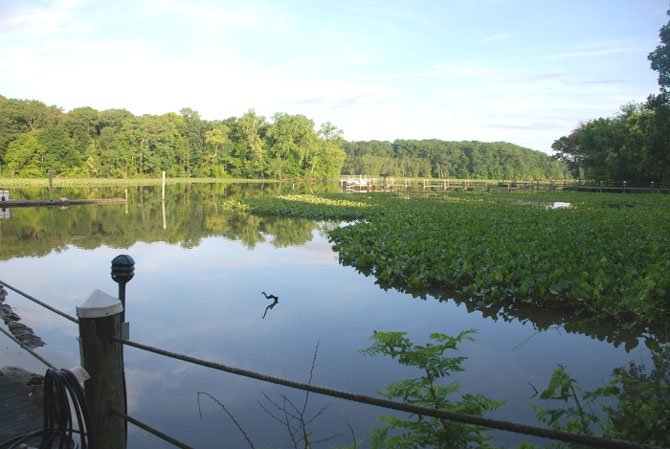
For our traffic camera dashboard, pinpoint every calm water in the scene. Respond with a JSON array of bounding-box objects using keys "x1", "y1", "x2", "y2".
[{"x1": 0, "y1": 183, "x2": 650, "y2": 448}]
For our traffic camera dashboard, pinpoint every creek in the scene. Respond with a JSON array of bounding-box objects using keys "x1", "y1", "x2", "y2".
[{"x1": 0, "y1": 182, "x2": 649, "y2": 448}]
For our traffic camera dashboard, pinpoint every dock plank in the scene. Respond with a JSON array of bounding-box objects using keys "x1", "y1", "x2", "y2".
[{"x1": 0, "y1": 371, "x2": 42, "y2": 448}]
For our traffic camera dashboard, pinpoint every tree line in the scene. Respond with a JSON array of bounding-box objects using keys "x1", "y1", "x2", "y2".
[
  {"x1": 0, "y1": 96, "x2": 566, "y2": 181},
  {"x1": 0, "y1": 103, "x2": 346, "y2": 180},
  {"x1": 342, "y1": 139, "x2": 566, "y2": 179},
  {"x1": 552, "y1": 11, "x2": 670, "y2": 185}
]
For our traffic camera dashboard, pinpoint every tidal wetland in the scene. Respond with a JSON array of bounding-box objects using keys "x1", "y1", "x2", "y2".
[{"x1": 0, "y1": 182, "x2": 668, "y2": 448}]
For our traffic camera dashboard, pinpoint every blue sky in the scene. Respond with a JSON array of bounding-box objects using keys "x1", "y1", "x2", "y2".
[{"x1": 0, "y1": 0, "x2": 667, "y2": 153}]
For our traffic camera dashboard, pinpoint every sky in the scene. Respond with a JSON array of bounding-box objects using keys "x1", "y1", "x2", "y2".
[{"x1": 0, "y1": 0, "x2": 668, "y2": 153}]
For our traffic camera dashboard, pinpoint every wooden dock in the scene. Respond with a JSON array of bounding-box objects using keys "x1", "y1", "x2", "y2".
[
  {"x1": 0, "y1": 371, "x2": 42, "y2": 448},
  {"x1": 0, "y1": 197, "x2": 126, "y2": 208},
  {"x1": 340, "y1": 178, "x2": 669, "y2": 194}
]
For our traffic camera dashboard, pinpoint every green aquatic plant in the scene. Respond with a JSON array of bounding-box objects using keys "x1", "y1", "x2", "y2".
[
  {"x1": 362, "y1": 330, "x2": 503, "y2": 449},
  {"x1": 531, "y1": 341, "x2": 670, "y2": 448},
  {"x1": 244, "y1": 191, "x2": 670, "y2": 344}
]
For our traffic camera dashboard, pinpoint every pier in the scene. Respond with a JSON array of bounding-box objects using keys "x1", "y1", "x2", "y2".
[
  {"x1": 340, "y1": 177, "x2": 669, "y2": 193},
  {"x1": 0, "y1": 197, "x2": 127, "y2": 208},
  {"x1": 0, "y1": 371, "x2": 42, "y2": 448}
]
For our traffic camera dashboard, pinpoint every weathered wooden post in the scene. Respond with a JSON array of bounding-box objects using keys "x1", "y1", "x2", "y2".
[
  {"x1": 77, "y1": 289, "x2": 126, "y2": 449},
  {"x1": 48, "y1": 170, "x2": 54, "y2": 201}
]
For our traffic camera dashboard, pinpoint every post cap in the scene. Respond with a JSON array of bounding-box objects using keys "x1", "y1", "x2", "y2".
[
  {"x1": 111, "y1": 254, "x2": 135, "y2": 284},
  {"x1": 77, "y1": 289, "x2": 123, "y2": 318}
]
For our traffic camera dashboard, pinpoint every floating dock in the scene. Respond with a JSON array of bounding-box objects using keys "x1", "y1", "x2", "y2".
[
  {"x1": 0, "y1": 197, "x2": 126, "y2": 208},
  {"x1": 0, "y1": 371, "x2": 42, "y2": 448}
]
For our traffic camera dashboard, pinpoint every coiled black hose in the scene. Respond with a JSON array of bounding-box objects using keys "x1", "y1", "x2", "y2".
[{"x1": 40, "y1": 368, "x2": 90, "y2": 449}]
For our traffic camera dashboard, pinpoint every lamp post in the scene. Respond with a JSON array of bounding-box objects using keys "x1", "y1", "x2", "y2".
[{"x1": 111, "y1": 254, "x2": 135, "y2": 322}]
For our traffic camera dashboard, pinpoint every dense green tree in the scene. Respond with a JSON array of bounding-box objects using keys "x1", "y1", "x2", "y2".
[
  {"x1": 646, "y1": 9, "x2": 670, "y2": 184},
  {"x1": 649, "y1": 9, "x2": 670, "y2": 90},
  {"x1": 344, "y1": 139, "x2": 564, "y2": 179},
  {"x1": 3, "y1": 132, "x2": 45, "y2": 176},
  {"x1": 0, "y1": 99, "x2": 62, "y2": 162},
  {"x1": 37, "y1": 125, "x2": 78, "y2": 175},
  {"x1": 266, "y1": 113, "x2": 318, "y2": 178},
  {"x1": 203, "y1": 123, "x2": 231, "y2": 177},
  {"x1": 65, "y1": 107, "x2": 100, "y2": 157},
  {"x1": 179, "y1": 108, "x2": 209, "y2": 176},
  {"x1": 229, "y1": 110, "x2": 268, "y2": 178}
]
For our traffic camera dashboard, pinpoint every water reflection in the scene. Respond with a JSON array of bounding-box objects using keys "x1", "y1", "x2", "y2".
[
  {"x1": 0, "y1": 183, "x2": 663, "y2": 349},
  {"x1": 0, "y1": 184, "x2": 653, "y2": 449},
  {"x1": 0, "y1": 183, "x2": 339, "y2": 260},
  {"x1": 260, "y1": 291, "x2": 279, "y2": 319}
]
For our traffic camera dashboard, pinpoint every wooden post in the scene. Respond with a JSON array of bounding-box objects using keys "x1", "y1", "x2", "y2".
[
  {"x1": 77, "y1": 290, "x2": 126, "y2": 449},
  {"x1": 161, "y1": 171, "x2": 166, "y2": 201},
  {"x1": 48, "y1": 170, "x2": 53, "y2": 201}
]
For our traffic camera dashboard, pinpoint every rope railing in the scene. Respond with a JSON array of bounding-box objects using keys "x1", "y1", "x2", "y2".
[
  {"x1": 113, "y1": 411, "x2": 195, "y2": 449},
  {"x1": 2, "y1": 257, "x2": 666, "y2": 449},
  {"x1": 0, "y1": 324, "x2": 55, "y2": 369},
  {"x1": 0, "y1": 279, "x2": 79, "y2": 324},
  {"x1": 113, "y1": 336, "x2": 666, "y2": 449}
]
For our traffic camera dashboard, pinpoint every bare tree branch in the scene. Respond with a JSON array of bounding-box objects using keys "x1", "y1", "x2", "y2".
[{"x1": 197, "y1": 391, "x2": 257, "y2": 449}]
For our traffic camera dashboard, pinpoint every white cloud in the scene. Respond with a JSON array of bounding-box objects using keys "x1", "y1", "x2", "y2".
[
  {"x1": 480, "y1": 33, "x2": 514, "y2": 43},
  {"x1": 544, "y1": 47, "x2": 649, "y2": 60}
]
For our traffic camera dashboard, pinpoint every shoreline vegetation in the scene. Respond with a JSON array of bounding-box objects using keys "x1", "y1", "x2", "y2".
[{"x1": 0, "y1": 94, "x2": 566, "y2": 182}]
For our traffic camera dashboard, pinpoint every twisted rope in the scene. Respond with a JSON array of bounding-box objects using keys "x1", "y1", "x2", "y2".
[
  {"x1": 113, "y1": 337, "x2": 666, "y2": 449},
  {"x1": 113, "y1": 411, "x2": 195, "y2": 449},
  {"x1": 0, "y1": 279, "x2": 78, "y2": 324}
]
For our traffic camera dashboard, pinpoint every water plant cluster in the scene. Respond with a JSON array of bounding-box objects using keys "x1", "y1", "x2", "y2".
[{"x1": 244, "y1": 191, "x2": 670, "y2": 344}]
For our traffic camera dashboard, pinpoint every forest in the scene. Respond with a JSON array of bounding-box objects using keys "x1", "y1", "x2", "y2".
[
  {"x1": 0, "y1": 95, "x2": 566, "y2": 181},
  {"x1": 342, "y1": 139, "x2": 566, "y2": 179}
]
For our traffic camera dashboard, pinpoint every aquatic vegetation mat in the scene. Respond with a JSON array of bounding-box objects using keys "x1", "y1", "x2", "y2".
[{"x1": 245, "y1": 191, "x2": 670, "y2": 345}]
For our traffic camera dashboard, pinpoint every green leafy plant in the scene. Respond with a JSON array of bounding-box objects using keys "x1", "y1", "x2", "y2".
[
  {"x1": 530, "y1": 364, "x2": 616, "y2": 437},
  {"x1": 531, "y1": 342, "x2": 670, "y2": 448},
  {"x1": 362, "y1": 330, "x2": 503, "y2": 449},
  {"x1": 603, "y1": 341, "x2": 670, "y2": 447}
]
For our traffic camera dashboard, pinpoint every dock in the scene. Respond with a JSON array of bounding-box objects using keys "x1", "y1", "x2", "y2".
[
  {"x1": 0, "y1": 371, "x2": 42, "y2": 448},
  {"x1": 0, "y1": 197, "x2": 126, "y2": 208}
]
